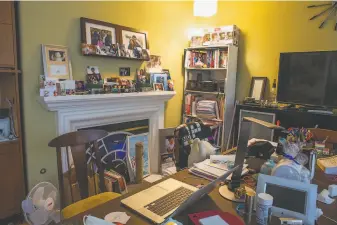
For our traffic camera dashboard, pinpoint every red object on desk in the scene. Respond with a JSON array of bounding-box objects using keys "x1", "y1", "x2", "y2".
[{"x1": 188, "y1": 210, "x2": 244, "y2": 225}]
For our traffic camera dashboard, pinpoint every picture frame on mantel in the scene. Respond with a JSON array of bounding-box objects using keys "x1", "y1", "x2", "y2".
[
  {"x1": 41, "y1": 44, "x2": 72, "y2": 80},
  {"x1": 249, "y1": 77, "x2": 267, "y2": 100}
]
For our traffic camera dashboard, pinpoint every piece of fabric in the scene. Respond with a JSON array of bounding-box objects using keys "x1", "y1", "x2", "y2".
[{"x1": 175, "y1": 122, "x2": 212, "y2": 169}]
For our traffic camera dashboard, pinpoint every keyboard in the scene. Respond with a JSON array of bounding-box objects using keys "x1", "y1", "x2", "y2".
[{"x1": 144, "y1": 186, "x2": 194, "y2": 216}]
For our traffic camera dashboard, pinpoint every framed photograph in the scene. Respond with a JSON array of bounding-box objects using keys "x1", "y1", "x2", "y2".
[
  {"x1": 249, "y1": 77, "x2": 267, "y2": 100},
  {"x1": 42, "y1": 45, "x2": 72, "y2": 80},
  {"x1": 162, "y1": 69, "x2": 171, "y2": 80},
  {"x1": 86, "y1": 66, "x2": 102, "y2": 84},
  {"x1": 75, "y1": 81, "x2": 85, "y2": 92},
  {"x1": 121, "y1": 29, "x2": 148, "y2": 49},
  {"x1": 168, "y1": 80, "x2": 174, "y2": 91},
  {"x1": 146, "y1": 55, "x2": 162, "y2": 73},
  {"x1": 151, "y1": 73, "x2": 168, "y2": 90},
  {"x1": 120, "y1": 27, "x2": 149, "y2": 59},
  {"x1": 119, "y1": 67, "x2": 130, "y2": 76},
  {"x1": 127, "y1": 133, "x2": 149, "y2": 182},
  {"x1": 153, "y1": 83, "x2": 164, "y2": 91},
  {"x1": 159, "y1": 128, "x2": 176, "y2": 174},
  {"x1": 80, "y1": 17, "x2": 117, "y2": 47}
]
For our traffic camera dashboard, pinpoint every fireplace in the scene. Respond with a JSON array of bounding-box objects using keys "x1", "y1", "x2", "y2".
[
  {"x1": 39, "y1": 91, "x2": 175, "y2": 175},
  {"x1": 81, "y1": 119, "x2": 149, "y2": 183}
]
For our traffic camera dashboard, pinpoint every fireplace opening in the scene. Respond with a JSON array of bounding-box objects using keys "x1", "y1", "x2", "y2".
[{"x1": 80, "y1": 119, "x2": 149, "y2": 183}]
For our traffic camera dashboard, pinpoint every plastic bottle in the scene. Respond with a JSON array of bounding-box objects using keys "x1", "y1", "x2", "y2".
[
  {"x1": 260, "y1": 160, "x2": 275, "y2": 175},
  {"x1": 256, "y1": 193, "x2": 273, "y2": 225}
]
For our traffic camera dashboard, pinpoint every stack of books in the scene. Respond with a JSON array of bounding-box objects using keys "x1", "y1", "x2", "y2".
[
  {"x1": 104, "y1": 169, "x2": 128, "y2": 194},
  {"x1": 196, "y1": 100, "x2": 219, "y2": 120},
  {"x1": 185, "y1": 49, "x2": 228, "y2": 69},
  {"x1": 188, "y1": 158, "x2": 248, "y2": 181}
]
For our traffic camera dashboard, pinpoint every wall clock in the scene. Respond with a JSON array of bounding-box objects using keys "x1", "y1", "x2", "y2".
[{"x1": 308, "y1": 1, "x2": 337, "y2": 30}]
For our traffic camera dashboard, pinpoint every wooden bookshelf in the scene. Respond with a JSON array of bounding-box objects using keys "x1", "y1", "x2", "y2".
[
  {"x1": 0, "y1": 1, "x2": 25, "y2": 219},
  {"x1": 0, "y1": 69, "x2": 21, "y2": 74},
  {"x1": 0, "y1": 139, "x2": 18, "y2": 146},
  {"x1": 182, "y1": 44, "x2": 238, "y2": 148}
]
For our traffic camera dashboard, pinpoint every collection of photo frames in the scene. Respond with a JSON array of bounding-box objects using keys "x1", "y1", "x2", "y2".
[
  {"x1": 40, "y1": 17, "x2": 174, "y2": 96},
  {"x1": 80, "y1": 17, "x2": 150, "y2": 60}
]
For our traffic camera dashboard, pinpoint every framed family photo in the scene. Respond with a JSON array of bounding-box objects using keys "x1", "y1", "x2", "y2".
[
  {"x1": 120, "y1": 27, "x2": 149, "y2": 59},
  {"x1": 80, "y1": 17, "x2": 117, "y2": 47},
  {"x1": 42, "y1": 44, "x2": 72, "y2": 80},
  {"x1": 80, "y1": 17, "x2": 150, "y2": 60},
  {"x1": 121, "y1": 29, "x2": 148, "y2": 49}
]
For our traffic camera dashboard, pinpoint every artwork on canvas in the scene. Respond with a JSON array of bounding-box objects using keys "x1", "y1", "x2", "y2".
[{"x1": 127, "y1": 133, "x2": 149, "y2": 181}]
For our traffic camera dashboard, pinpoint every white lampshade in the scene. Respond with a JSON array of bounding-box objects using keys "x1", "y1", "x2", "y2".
[{"x1": 194, "y1": 0, "x2": 218, "y2": 17}]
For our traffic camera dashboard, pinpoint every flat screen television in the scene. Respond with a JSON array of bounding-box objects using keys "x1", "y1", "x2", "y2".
[{"x1": 277, "y1": 51, "x2": 337, "y2": 107}]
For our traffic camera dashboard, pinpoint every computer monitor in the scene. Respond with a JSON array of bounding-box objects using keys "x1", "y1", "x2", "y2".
[{"x1": 256, "y1": 174, "x2": 317, "y2": 225}]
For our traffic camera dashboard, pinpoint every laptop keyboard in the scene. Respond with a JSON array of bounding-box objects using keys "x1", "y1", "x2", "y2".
[{"x1": 144, "y1": 186, "x2": 194, "y2": 216}]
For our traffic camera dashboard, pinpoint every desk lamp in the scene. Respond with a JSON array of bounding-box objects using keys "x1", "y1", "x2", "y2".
[{"x1": 219, "y1": 117, "x2": 285, "y2": 202}]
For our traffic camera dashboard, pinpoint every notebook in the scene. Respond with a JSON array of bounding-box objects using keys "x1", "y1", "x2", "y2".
[{"x1": 199, "y1": 215, "x2": 229, "y2": 225}]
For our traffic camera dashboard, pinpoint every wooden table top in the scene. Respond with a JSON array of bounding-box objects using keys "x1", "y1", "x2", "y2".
[{"x1": 64, "y1": 169, "x2": 337, "y2": 225}]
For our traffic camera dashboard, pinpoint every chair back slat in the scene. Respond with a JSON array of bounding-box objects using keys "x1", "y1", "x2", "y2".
[
  {"x1": 92, "y1": 141, "x2": 106, "y2": 193},
  {"x1": 70, "y1": 144, "x2": 89, "y2": 199}
]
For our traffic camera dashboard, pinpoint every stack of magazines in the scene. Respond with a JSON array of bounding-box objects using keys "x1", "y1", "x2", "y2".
[{"x1": 188, "y1": 158, "x2": 248, "y2": 181}]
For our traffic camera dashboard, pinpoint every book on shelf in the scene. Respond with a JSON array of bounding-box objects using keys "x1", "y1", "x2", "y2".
[{"x1": 185, "y1": 49, "x2": 228, "y2": 69}]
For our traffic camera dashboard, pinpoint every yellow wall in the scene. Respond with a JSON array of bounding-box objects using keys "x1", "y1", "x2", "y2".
[{"x1": 19, "y1": 1, "x2": 337, "y2": 188}]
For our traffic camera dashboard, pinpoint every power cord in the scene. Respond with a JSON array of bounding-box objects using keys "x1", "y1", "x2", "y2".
[{"x1": 322, "y1": 215, "x2": 337, "y2": 224}]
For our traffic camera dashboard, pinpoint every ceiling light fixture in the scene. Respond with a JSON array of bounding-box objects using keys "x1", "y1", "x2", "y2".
[{"x1": 194, "y1": 0, "x2": 218, "y2": 17}]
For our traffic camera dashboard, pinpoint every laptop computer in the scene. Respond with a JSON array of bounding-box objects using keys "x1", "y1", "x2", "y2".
[{"x1": 121, "y1": 165, "x2": 240, "y2": 224}]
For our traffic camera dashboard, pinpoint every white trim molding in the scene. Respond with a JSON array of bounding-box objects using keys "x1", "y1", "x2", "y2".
[{"x1": 39, "y1": 91, "x2": 175, "y2": 173}]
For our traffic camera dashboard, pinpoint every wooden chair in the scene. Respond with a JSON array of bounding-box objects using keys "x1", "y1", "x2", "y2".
[{"x1": 48, "y1": 129, "x2": 121, "y2": 220}]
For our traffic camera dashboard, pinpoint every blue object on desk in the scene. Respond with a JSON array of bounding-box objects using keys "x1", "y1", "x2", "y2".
[
  {"x1": 199, "y1": 215, "x2": 229, "y2": 225},
  {"x1": 161, "y1": 218, "x2": 183, "y2": 225}
]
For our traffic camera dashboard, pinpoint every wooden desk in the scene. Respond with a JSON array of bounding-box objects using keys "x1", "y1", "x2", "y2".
[{"x1": 64, "y1": 169, "x2": 337, "y2": 225}]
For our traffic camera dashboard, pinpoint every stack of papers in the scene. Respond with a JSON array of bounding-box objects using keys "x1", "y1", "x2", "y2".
[
  {"x1": 189, "y1": 159, "x2": 248, "y2": 181},
  {"x1": 162, "y1": 166, "x2": 177, "y2": 176}
]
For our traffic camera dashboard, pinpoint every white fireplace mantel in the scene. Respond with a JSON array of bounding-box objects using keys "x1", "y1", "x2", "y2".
[
  {"x1": 39, "y1": 91, "x2": 176, "y2": 112},
  {"x1": 39, "y1": 91, "x2": 176, "y2": 173}
]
